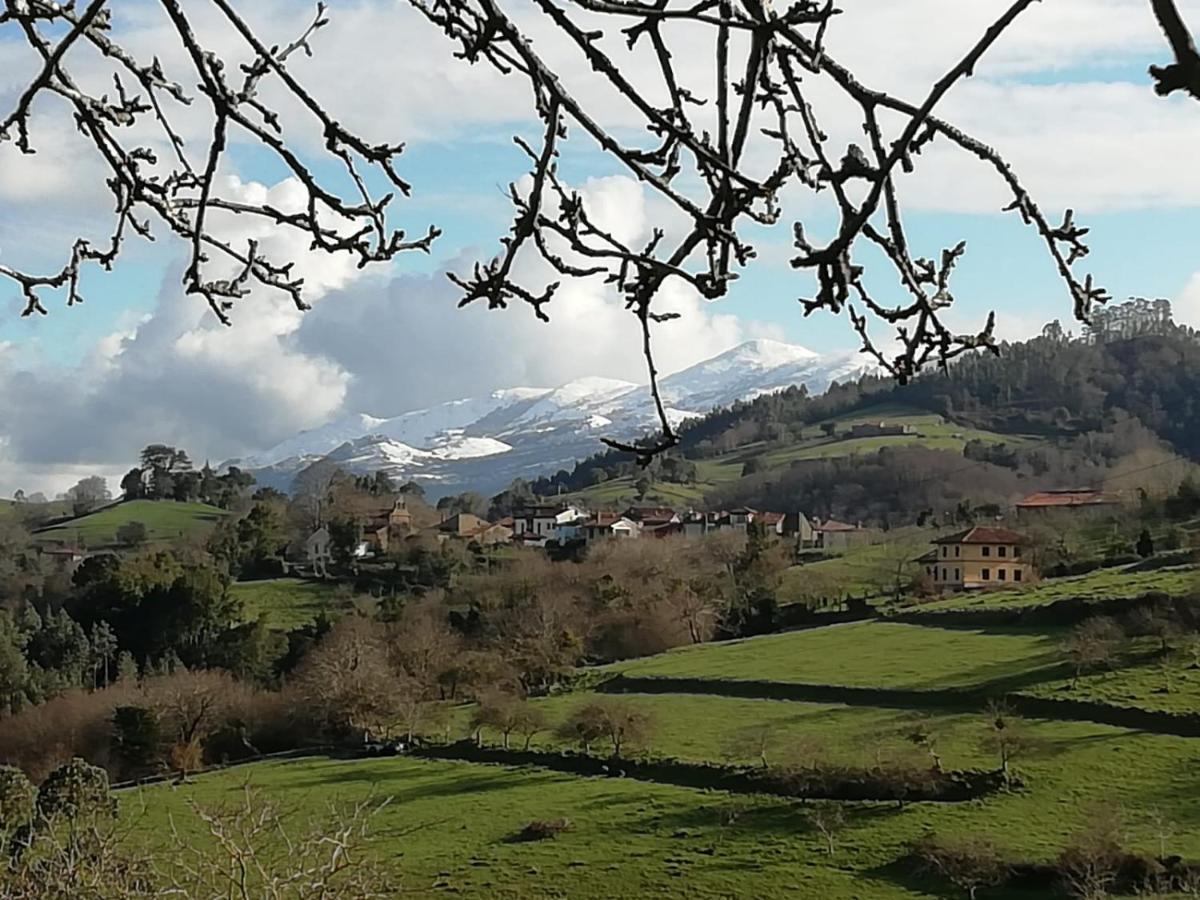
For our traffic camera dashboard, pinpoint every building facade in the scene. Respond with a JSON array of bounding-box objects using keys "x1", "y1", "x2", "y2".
[{"x1": 930, "y1": 526, "x2": 1036, "y2": 591}]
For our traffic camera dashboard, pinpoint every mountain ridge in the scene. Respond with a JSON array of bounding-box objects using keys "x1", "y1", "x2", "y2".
[{"x1": 233, "y1": 340, "x2": 875, "y2": 496}]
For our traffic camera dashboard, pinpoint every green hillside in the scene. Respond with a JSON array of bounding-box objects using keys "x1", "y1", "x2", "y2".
[
  {"x1": 561, "y1": 402, "x2": 1035, "y2": 509},
  {"x1": 33, "y1": 499, "x2": 229, "y2": 548},
  {"x1": 610, "y1": 621, "x2": 1064, "y2": 691},
  {"x1": 913, "y1": 563, "x2": 1200, "y2": 615}
]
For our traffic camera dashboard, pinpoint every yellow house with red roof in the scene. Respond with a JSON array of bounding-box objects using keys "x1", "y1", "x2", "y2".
[{"x1": 930, "y1": 526, "x2": 1037, "y2": 591}]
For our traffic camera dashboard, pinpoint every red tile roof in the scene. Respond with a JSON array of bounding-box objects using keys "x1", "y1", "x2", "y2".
[
  {"x1": 585, "y1": 512, "x2": 625, "y2": 527},
  {"x1": 934, "y1": 526, "x2": 1028, "y2": 545},
  {"x1": 1015, "y1": 490, "x2": 1119, "y2": 509},
  {"x1": 758, "y1": 512, "x2": 785, "y2": 526},
  {"x1": 815, "y1": 519, "x2": 860, "y2": 532}
]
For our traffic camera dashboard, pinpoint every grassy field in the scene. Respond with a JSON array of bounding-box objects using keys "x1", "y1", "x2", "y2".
[
  {"x1": 130, "y1": 756, "x2": 887, "y2": 899},
  {"x1": 33, "y1": 499, "x2": 228, "y2": 548},
  {"x1": 505, "y1": 692, "x2": 1200, "y2": 856},
  {"x1": 561, "y1": 402, "x2": 1038, "y2": 509},
  {"x1": 230, "y1": 578, "x2": 346, "y2": 629},
  {"x1": 911, "y1": 564, "x2": 1199, "y2": 614},
  {"x1": 127, "y1": 706, "x2": 1200, "y2": 898},
  {"x1": 0, "y1": 497, "x2": 72, "y2": 523},
  {"x1": 779, "y1": 529, "x2": 936, "y2": 605},
  {"x1": 609, "y1": 621, "x2": 1064, "y2": 693}
]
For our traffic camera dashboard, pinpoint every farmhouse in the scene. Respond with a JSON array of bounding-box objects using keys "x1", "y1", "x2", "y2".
[
  {"x1": 580, "y1": 512, "x2": 640, "y2": 540},
  {"x1": 304, "y1": 526, "x2": 332, "y2": 577},
  {"x1": 1015, "y1": 489, "x2": 1120, "y2": 518},
  {"x1": 930, "y1": 525, "x2": 1036, "y2": 591},
  {"x1": 809, "y1": 519, "x2": 871, "y2": 550},
  {"x1": 847, "y1": 421, "x2": 914, "y2": 438},
  {"x1": 512, "y1": 504, "x2": 588, "y2": 545},
  {"x1": 436, "y1": 513, "x2": 490, "y2": 541}
]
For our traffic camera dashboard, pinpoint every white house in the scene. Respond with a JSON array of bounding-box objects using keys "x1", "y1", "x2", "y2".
[{"x1": 305, "y1": 526, "x2": 332, "y2": 577}]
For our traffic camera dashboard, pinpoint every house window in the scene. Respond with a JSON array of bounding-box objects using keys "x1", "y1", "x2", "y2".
[
  {"x1": 998, "y1": 546, "x2": 1007, "y2": 558},
  {"x1": 942, "y1": 568, "x2": 948, "y2": 581},
  {"x1": 941, "y1": 546, "x2": 948, "y2": 558},
  {"x1": 954, "y1": 568, "x2": 960, "y2": 581},
  {"x1": 1014, "y1": 570, "x2": 1023, "y2": 582},
  {"x1": 998, "y1": 569, "x2": 1006, "y2": 581},
  {"x1": 955, "y1": 545, "x2": 960, "y2": 557},
  {"x1": 982, "y1": 546, "x2": 991, "y2": 557},
  {"x1": 1014, "y1": 546, "x2": 1022, "y2": 558}
]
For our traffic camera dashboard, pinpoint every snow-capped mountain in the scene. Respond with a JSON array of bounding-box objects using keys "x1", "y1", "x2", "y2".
[{"x1": 234, "y1": 340, "x2": 874, "y2": 496}]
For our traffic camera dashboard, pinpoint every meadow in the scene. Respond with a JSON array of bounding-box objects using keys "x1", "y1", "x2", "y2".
[
  {"x1": 32, "y1": 499, "x2": 228, "y2": 548},
  {"x1": 229, "y1": 578, "x2": 347, "y2": 629},
  {"x1": 912, "y1": 564, "x2": 1200, "y2": 614},
  {"x1": 129, "y1": 699, "x2": 1200, "y2": 899},
  {"x1": 608, "y1": 621, "x2": 1065, "y2": 693},
  {"x1": 562, "y1": 402, "x2": 1037, "y2": 509}
]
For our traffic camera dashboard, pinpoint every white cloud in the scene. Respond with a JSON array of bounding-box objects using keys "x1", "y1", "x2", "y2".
[
  {"x1": 0, "y1": 174, "x2": 772, "y2": 494},
  {"x1": 1176, "y1": 272, "x2": 1200, "y2": 329},
  {"x1": 295, "y1": 175, "x2": 774, "y2": 415},
  {"x1": 0, "y1": 174, "x2": 374, "y2": 494}
]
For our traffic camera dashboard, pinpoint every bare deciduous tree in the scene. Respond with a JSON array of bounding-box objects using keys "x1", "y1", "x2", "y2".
[
  {"x1": 912, "y1": 832, "x2": 1010, "y2": 900},
  {"x1": 8, "y1": 0, "x2": 1195, "y2": 459},
  {"x1": 558, "y1": 697, "x2": 655, "y2": 758},
  {"x1": 1062, "y1": 616, "x2": 1125, "y2": 688},
  {"x1": 806, "y1": 802, "x2": 847, "y2": 857},
  {"x1": 979, "y1": 701, "x2": 1037, "y2": 784}
]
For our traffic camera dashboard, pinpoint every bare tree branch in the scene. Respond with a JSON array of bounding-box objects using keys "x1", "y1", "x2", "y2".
[
  {"x1": 1, "y1": 0, "x2": 438, "y2": 323},
  {"x1": 1149, "y1": 0, "x2": 1200, "y2": 99},
  {"x1": 8, "y1": 0, "x2": 1164, "y2": 464}
]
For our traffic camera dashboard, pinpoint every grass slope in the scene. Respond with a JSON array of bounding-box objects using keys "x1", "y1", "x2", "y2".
[
  {"x1": 610, "y1": 621, "x2": 1064, "y2": 693},
  {"x1": 912, "y1": 564, "x2": 1199, "y2": 614},
  {"x1": 134, "y1": 756, "x2": 887, "y2": 899},
  {"x1": 129, "y1": 707, "x2": 1200, "y2": 899},
  {"x1": 230, "y1": 578, "x2": 345, "y2": 629},
  {"x1": 33, "y1": 500, "x2": 228, "y2": 548},
  {"x1": 562, "y1": 402, "x2": 1041, "y2": 509},
  {"x1": 779, "y1": 528, "x2": 936, "y2": 605},
  {"x1": 509, "y1": 691, "x2": 1200, "y2": 859}
]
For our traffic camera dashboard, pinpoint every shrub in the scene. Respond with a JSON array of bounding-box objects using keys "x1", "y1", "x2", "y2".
[
  {"x1": 912, "y1": 832, "x2": 1010, "y2": 899},
  {"x1": 514, "y1": 818, "x2": 573, "y2": 842},
  {"x1": 37, "y1": 758, "x2": 117, "y2": 822},
  {"x1": 0, "y1": 765, "x2": 35, "y2": 833},
  {"x1": 557, "y1": 699, "x2": 656, "y2": 758}
]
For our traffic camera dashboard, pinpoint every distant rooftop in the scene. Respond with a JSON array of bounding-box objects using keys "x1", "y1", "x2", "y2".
[
  {"x1": 934, "y1": 526, "x2": 1028, "y2": 545},
  {"x1": 1015, "y1": 490, "x2": 1119, "y2": 509}
]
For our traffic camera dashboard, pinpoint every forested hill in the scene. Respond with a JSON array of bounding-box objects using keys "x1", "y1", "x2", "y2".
[{"x1": 529, "y1": 300, "x2": 1200, "y2": 512}]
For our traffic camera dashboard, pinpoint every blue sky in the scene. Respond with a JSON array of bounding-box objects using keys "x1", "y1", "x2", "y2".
[{"x1": 1, "y1": 0, "x2": 1199, "y2": 494}]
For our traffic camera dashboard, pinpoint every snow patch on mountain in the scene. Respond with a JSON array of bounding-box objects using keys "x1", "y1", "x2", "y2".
[{"x1": 239, "y1": 340, "x2": 875, "y2": 495}]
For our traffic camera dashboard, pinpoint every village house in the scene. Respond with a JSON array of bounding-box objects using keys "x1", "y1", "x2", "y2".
[
  {"x1": 781, "y1": 511, "x2": 815, "y2": 544},
  {"x1": 436, "y1": 513, "x2": 490, "y2": 541},
  {"x1": 930, "y1": 525, "x2": 1036, "y2": 591},
  {"x1": 809, "y1": 519, "x2": 872, "y2": 550},
  {"x1": 847, "y1": 421, "x2": 914, "y2": 439},
  {"x1": 680, "y1": 507, "x2": 803, "y2": 539},
  {"x1": 756, "y1": 511, "x2": 786, "y2": 536},
  {"x1": 581, "y1": 512, "x2": 641, "y2": 541},
  {"x1": 511, "y1": 504, "x2": 588, "y2": 546},
  {"x1": 464, "y1": 520, "x2": 514, "y2": 546},
  {"x1": 304, "y1": 526, "x2": 332, "y2": 577},
  {"x1": 35, "y1": 545, "x2": 90, "y2": 576},
  {"x1": 362, "y1": 497, "x2": 418, "y2": 555},
  {"x1": 1015, "y1": 489, "x2": 1120, "y2": 519}
]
